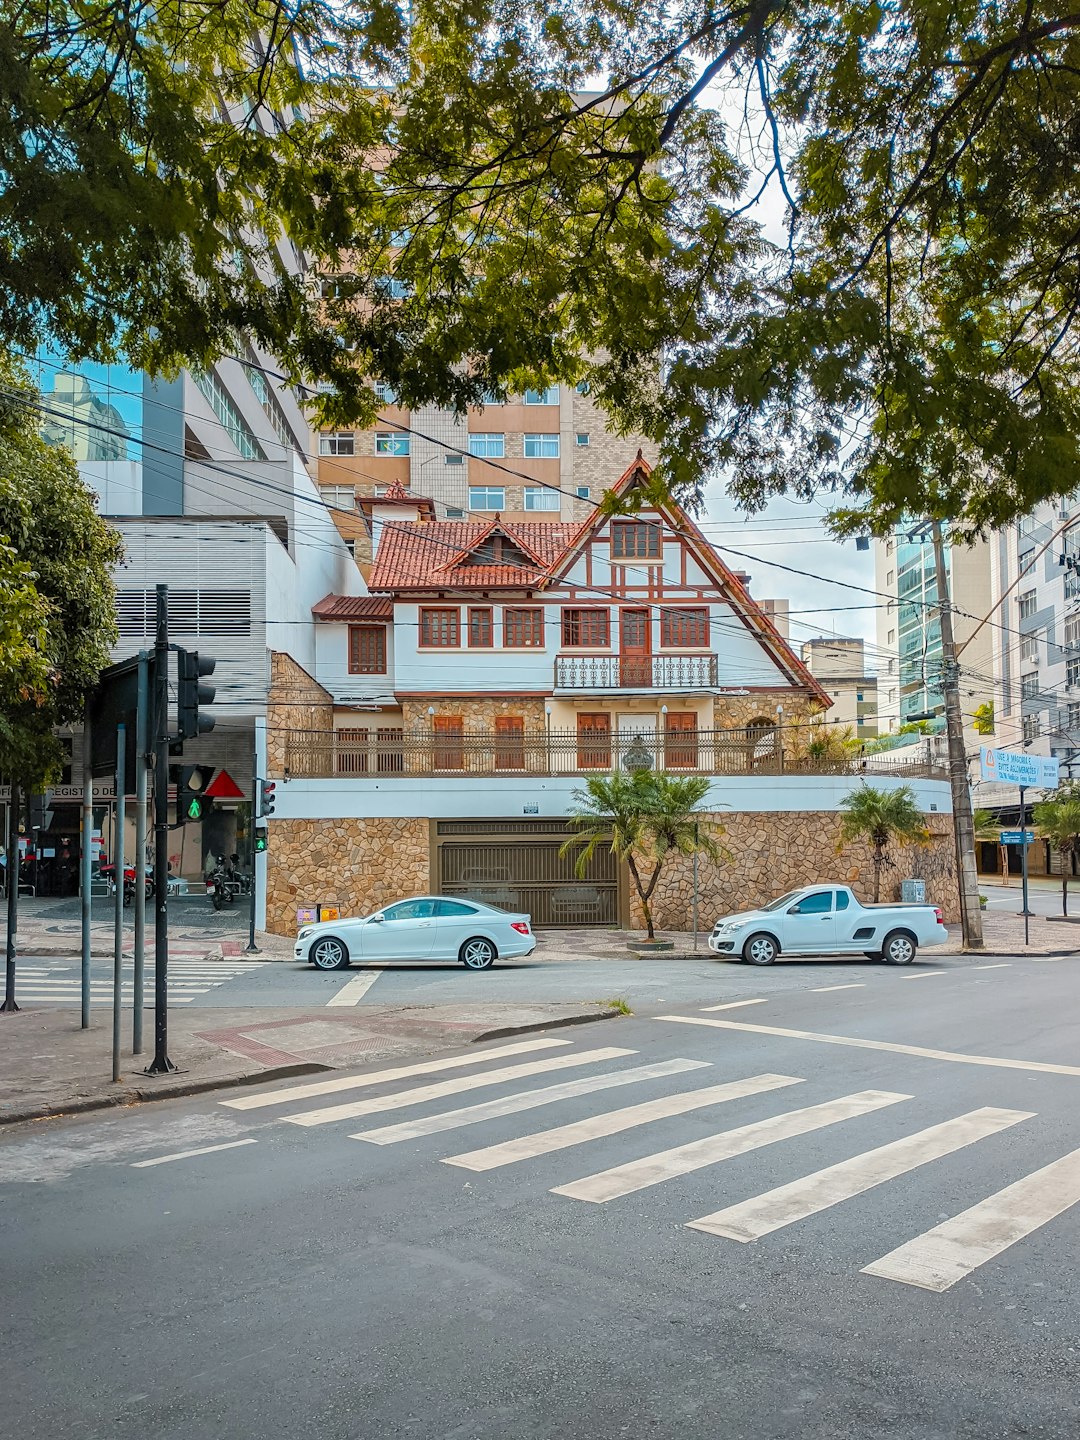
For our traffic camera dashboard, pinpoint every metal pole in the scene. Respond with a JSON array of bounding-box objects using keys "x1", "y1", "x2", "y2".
[
  {"x1": 113, "y1": 724, "x2": 125, "y2": 1082},
  {"x1": 930, "y1": 520, "x2": 984, "y2": 950},
  {"x1": 133, "y1": 652, "x2": 149, "y2": 1053},
  {"x1": 2, "y1": 782, "x2": 20, "y2": 1013},
  {"x1": 81, "y1": 704, "x2": 93, "y2": 1028},
  {"x1": 246, "y1": 736, "x2": 260, "y2": 954},
  {"x1": 1020, "y1": 785, "x2": 1032, "y2": 943},
  {"x1": 692, "y1": 821, "x2": 699, "y2": 953},
  {"x1": 146, "y1": 583, "x2": 177, "y2": 1074}
]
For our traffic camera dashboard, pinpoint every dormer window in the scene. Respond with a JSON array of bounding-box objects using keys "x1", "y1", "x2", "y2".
[{"x1": 465, "y1": 533, "x2": 531, "y2": 568}]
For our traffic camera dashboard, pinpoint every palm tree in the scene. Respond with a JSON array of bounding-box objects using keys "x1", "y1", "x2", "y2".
[
  {"x1": 838, "y1": 783, "x2": 931, "y2": 903},
  {"x1": 1032, "y1": 789, "x2": 1080, "y2": 916},
  {"x1": 561, "y1": 771, "x2": 725, "y2": 939}
]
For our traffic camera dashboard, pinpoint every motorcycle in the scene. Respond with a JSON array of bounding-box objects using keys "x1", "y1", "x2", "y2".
[
  {"x1": 205, "y1": 856, "x2": 235, "y2": 911},
  {"x1": 100, "y1": 863, "x2": 154, "y2": 908}
]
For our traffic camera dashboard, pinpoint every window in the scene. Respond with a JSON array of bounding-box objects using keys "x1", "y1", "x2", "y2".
[
  {"x1": 660, "y1": 608, "x2": 709, "y2": 647},
  {"x1": 575, "y1": 380, "x2": 591, "y2": 394},
  {"x1": 348, "y1": 626, "x2": 386, "y2": 674},
  {"x1": 433, "y1": 900, "x2": 479, "y2": 917},
  {"x1": 375, "y1": 277, "x2": 412, "y2": 300},
  {"x1": 1021, "y1": 672, "x2": 1040, "y2": 698},
  {"x1": 790, "y1": 891, "x2": 832, "y2": 915},
  {"x1": 468, "y1": 607, "x2": 493, "y2": 647},
  {"x1": 344, "y1": 539, "x2": 355, "y2": 557},
  {"x1": 504, "y1": 607, "x2": 544, "y2": 648},
  {"x1": 887, "y1": 570, "x2": 894, "y2": 585},
  {"x1": 1020, "y1": 631, "x2": 1040, "y2": 662},
  {"x1": 383, "y1": 898, "x2": 437, "y2": 920},
  {"x1": 562, "y1": 608, "x2": 610, "y2": 647},
  {"x1": 524, "y1": 386, "x2": 559, "y2": 405},
  {"x1": 320, "y1": 485, "x2": 355, "y2": 511},
  {"x1": 577, "y1": 713, "x2": 611, "y2": 768},
  {"x1": 1018, "y1": 590, "x2": 1037, "y2": 619},
  {"x1": 319, "y1": 431, "x2": 355, "y2": 456},
  {"x1": 444, "y1": 453, "x2": 464, "y2": 466},
  {"x1": 446, "y1": 507, "x2": 465, "y2": 519},
  {"x1": 1068, "y1": 703, "x2": 1080, "y2": 731},
  {"x1": 468, "y1": 433, "x2": 505, "y2": 458},
  {"x1": 432, "y1": 716, "x2": 464, "y2": 770},
  {"x1": 494, "y1": 716, "x2": 526, "y2": 771},
  {"x1": 576, "y1": 485, "x2": 590, "y2": 500},
  {"x1": 835, "y1": 890, "x2": 850, "y2": 911},
  {"x1": 1065, "y1": 616, "x2": 1080, "y2": 650},
  {"x1": 664, "y1": 712, "x2": 699, "y2": 769},
  {"x1": 375, "y1": 433, "x2": 409, "y2": 455},
  {"x1": 1023, "y1": 714, "x2": 1040, "y2": 742},
  {"x1": 469, "y1": 487, "x2": 505, "y2": 510},
  {"x1": 887, "y1": 628, "x2": 896, "y2": 644},
  {"x1": 856, "y1": 691, "x2": 865, "y2": 702},
  {"x1": 1019, "y1": 548, "x2": 1035, "y2": 575},
  {"x1": 524, "y1": 487, "x2": 559, "y2": 511},
  {"x1": 524, "y1": 433, "x2": 560, "y2": 457},
  {"x1": 611, "y1": 520, "x2": 660, "y2": 560},
  {"x1": 373, "y1": 382, "x2": 397, "y2": 404},
  {"x1": 480, "y1": 390, "x2": 503, "y2": 406},
  {"x1": 420, "y1": 607, "x2": 460, "y2": 647},
  {"x1": 1068, "y1": 656, "x2": 1080, "y2": 687},
  {"x1": 576, "y1": 433, "x2": 590, "y2": 447}
]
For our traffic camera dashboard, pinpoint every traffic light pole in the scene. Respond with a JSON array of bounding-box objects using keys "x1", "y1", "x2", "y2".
[
  {"x1": 2, "y1": 782, "x2": 19, "y2": 1013},
  {"x1": 246, "y1": 739, "x2": 260, "y2": 955},
  {"x1": 146, "y1": 584, "x2": 177, "y2": 1074}
]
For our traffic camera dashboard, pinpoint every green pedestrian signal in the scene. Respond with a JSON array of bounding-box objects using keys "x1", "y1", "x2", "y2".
[
  {"x1": 254, "y1": 832, "x2": 268, "y2": 853},
  {"x1": 186, "y1": 796, "x2": 203, "y2": 821}
]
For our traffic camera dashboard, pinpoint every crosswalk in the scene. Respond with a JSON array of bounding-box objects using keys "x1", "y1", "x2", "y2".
[
  {"x1": 211, "y1": 1033, "x2": 1080, "y2": 1295},
  {"x1": 13, "y1": 959, "x2": 267, "y2": 1005}
]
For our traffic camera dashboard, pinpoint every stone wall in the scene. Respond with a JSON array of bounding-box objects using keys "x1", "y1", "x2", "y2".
[
  {"x1": 401, "y1": 698, "x2": 549, "y2": 730},
  {"x1": 266, "y1": 653, "x2": 335, "y2": 777},
  {"x1": 629, "y1": 810, "x2": 958, "y2": 931},
  {"x1": 711, "y1": 693, "x2": 821, "y2": 761},
  {"x1": 265, "y1": 816, "x2": 430, "y2": 934}
]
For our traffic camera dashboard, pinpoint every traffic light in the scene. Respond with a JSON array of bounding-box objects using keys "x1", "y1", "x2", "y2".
[
  {"x1": 259, "y1": 779, "x2": 277, "y2": 817},
  {"x1": 253, "y1": 832, "x2": 268, "y2": 853},
  {"x1": 175, "y1": 765, "x2": 214, "y2": 824},
  {"x1": 176, "y1": 648, "x2": 217, "y2": 741}
]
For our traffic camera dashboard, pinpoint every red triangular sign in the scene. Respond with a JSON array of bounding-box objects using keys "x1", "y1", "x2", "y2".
[{"x1": 204, "y1": 768, "x2": 245, "y2": 799}]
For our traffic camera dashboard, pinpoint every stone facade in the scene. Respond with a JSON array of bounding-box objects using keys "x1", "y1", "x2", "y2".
[
  {"x1": 265, "y1": 816, "x2": 430, "y2": 934},
  {"x1": 629, "y1": 810, "x2": 958, "y2": 931},
  {"x1": 400, "y1": 698, "x2": 549, "y2": 731},
  {"x1": 711, "y1": 693, "x2": 820, "y2": 759},
  {"x1": 267, "y1": 654, "x2": 334, "y2": 777}
]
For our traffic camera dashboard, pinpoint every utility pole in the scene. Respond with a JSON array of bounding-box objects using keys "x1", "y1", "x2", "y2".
[
  {"x1": 80, "y1": 704, "x2": 93, "y2": 1028},
  {"x1": 133, "y1": 652, "x2": 149, "y2": 1054},
  {"x1": 2, "y1": 782, "x2": 20, "y2": 1013},
  {"x1": 930, "y1": 520, "x2": 984, "y2": 950},
  {"x1": 146, "y1": 584, "x2": 177, "y2": 1074}
]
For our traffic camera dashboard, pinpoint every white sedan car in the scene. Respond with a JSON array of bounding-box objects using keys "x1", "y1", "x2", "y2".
[{"x1": 294, "y1": 896, "x2": 538, "y2": 971}]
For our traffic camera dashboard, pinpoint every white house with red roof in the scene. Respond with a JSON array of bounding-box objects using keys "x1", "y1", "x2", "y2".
[{"x1": 258, "y1": 458, "x2": 955, "y2": 936}]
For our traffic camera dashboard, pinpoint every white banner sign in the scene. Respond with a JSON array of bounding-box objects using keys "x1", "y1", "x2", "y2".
[{"x1": 979, "y1": 747, "x2": 1060, "y2": 788}]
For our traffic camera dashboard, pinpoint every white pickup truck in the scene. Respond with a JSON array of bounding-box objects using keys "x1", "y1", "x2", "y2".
[{"x1": 708, "y1": 884, "x2": 948, "y2": 966}]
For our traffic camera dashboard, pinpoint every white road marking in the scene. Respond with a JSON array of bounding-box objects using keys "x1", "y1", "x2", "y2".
[
  {"x1": 810, "y1": 984, "x2": 865, "y2": 993},
  {"x1": 221, "y1": 1037, "x2": 570, "y2": 1110},
  {"x1": 899, "y1": 971, "x2": 947, "y2": 981},
  {"x1": 286, "y1": 1047, "x2": 636, "y2": 1128},
  {"x1": 131, "y1": 1138, "x2": 257, "y2": 1168},
  {"x1": 551, "y1": 1089, "x2": 909, "y2": 1205},
  {"x1": 354, "y1": 1058, "x2": 710, "y2": 1145},
  {"x1": 1031, "y1": 957, "x2": 1065, "y2": 963},
  {"x1": 325, "y1": 971, "x2": 381, "y2": 1006},
  {"x1": 446, "y1": 1073, "x2": 804, "y2": 1173},
  {"x1": 688, "y1": 1107, "x2": 1032, "y2": 1243},
  {"x1": 863, "y1": 1145, "x2": 1080, "y2": 1291},
  {"x1": 974, "y1": 964, "x2": 1011, "y2": 970},
  {"x1": 658, "y1": 1015, "x2": 1080, "y2": 1078},
  {"x1": 701, "y1": 999, "x2": 768, "y2": 1012}
]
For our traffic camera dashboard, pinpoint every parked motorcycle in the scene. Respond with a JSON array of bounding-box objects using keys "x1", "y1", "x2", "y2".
[
  {"x1": 205, "y1": 856, "x2": 236, "y2": 911},
  {"x1": 100, "y1": 864, "x2": 154, "y2": 908}
]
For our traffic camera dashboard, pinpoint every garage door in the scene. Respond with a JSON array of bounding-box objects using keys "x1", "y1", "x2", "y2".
[{"x1": 435, "y1": 819, "x2": 619, "y2": 928}]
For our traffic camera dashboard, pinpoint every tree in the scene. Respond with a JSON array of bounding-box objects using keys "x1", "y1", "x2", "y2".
[
  {"x1": 0, "y1": 353, "x2": 124, "y2": 786},
  {"x1": 973, "y1": 704, "x2": 995, "y2": 737},
  {"x1": 561, "y1": 771, "x2": 724, "y2": 940},
  {"x1": 838, "y1": 784, "x2": 931, "y2": 904},
  {"x1": 1032, "y1": 789, "x2": 1080, "y2": 917},
  {"x1": 7, "y1": 2, "x2": 1080, "y2": 534}
]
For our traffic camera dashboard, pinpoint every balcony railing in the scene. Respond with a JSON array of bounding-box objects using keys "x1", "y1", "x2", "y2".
[
  {"x1": 554, "y1": 654, "x2": 719, "y2": 690},
  {"x1": 282, "y1": 726, "x2": 948, "y2": 781}
]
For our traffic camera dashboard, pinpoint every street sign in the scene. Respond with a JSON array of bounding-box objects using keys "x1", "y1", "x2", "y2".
[
  {"x1": 979, "y1": 747, "x2": 1060, "y2": 788},
  {"x1": 999, "y1": 829, "x2": 1035, "y2": 845}
]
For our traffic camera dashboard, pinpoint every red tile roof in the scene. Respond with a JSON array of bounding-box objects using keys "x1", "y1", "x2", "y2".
[
  {"x1": 369, "y1": 520, "x2": 578, "y2": 590},
  {"x1": 311, "y1": 593, "x2": 394, "y2": 620}
]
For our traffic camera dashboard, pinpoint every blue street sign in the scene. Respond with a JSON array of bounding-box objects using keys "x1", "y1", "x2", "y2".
[
  {"x1": 980, "y1": 747, "x2": 1060, "y2": 788},
  {"x1": 999, "y1": 830, "x2": 1035, "y2": 845}
]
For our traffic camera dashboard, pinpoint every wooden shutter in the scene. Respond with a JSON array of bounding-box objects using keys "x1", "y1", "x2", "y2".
[
  {"x1": 664, "y1": 712, "x2": 699, "y2": 769},
  {"x1": 577, "y1": 713, "x2": 611, "y2": 769},
  {"x1": 494, "y1": 716, "x2": 526, "y2": 771},
  {"x1": 433, "y1": 715, "x2": 464, "y2": 769}
]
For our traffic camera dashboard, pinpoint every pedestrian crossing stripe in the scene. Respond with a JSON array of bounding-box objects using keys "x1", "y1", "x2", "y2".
[{"x1": 550, "y1": 1089, "x2": 910, "y2": 1204}]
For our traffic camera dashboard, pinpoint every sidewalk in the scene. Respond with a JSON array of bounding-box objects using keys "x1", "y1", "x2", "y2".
[
  {"x1": 0, "y1": 914, "x2": 295, "y2": 961},
  {"x1": 0, "y1": 1001, "x2": 621, "y2": 1126}
]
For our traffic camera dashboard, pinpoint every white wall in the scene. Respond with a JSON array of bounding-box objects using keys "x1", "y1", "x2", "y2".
[{"x1": 273, "y1": 773, "x2": 953, "y2": 822}]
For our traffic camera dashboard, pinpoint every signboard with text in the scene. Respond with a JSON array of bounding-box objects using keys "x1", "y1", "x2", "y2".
[
  {"x1": 999, "y1": 830, "x2": 1035, "y2": 846},
  {"x1": 979, "y1": 747, "x2": 1060, "y2": 788}
]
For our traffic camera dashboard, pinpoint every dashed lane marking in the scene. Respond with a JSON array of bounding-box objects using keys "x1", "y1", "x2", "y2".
[
  {"x1": 810, "y1": 984, "x2": 865, "y2": 993},
  {"x1": 325, "y1": 971, "x2": 381, "y2": 1006},
  {"x1": 131, "y1": 1139, "x2": 257, "y2": 1168},
  {"x1": 899, "y1": 971, "x2": 947, "y2": 981},
  {"x1": 700, "y1": 999, "x2": 768, "y2": 1012}
]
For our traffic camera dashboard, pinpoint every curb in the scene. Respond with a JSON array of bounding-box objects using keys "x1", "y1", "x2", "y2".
[
  {"x1": 0, "y1": 1061, "x2": 331, "y2": 1129},
  {"x1": 470, "y1": 1005, "x2": 622, "y2": 1045}
]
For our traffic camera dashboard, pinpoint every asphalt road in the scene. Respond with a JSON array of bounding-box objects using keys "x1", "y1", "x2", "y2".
[{"x1": 2, "y1": 960, "x2": 1078, "y2": 1439}]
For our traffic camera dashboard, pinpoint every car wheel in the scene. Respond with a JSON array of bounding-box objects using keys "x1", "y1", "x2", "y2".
[
  {"x1": 460, "y1": 937, "x2": 496, "y2": 970},
  {"x1": 881, "y1": 930, "x2": 917, "y2": 965},
  {"x1": 311, "y1": 935, "x2": 350, "y2": 971},
  {"x1": 743, "y1": 933, "x2": 779, "y2": 966}
]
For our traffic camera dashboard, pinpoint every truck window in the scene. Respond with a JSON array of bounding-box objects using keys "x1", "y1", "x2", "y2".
[
  {"x1": 834, "y1": 890, "x2": 850, "y2": 911},
  {"x1": 789, "y1": 891, "x2": 832, "y2": 915}
]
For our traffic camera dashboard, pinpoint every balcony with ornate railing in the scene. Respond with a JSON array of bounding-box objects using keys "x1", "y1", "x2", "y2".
[
  {"x1": 553, "y1": 654, "x2": 719, "y2": 690},
  {"x1": 282, "y1": 726, "x2": 948, "y2": 781}
]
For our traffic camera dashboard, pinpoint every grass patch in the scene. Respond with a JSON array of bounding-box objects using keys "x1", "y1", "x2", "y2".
[{"x1": 601, "y1": 996, "x2": 633, "y2": 1016}]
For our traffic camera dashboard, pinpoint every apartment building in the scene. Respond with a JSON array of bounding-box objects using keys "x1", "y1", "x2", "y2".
[{"x1": 801, "y1": 638, "x2": 878, "y2": 738}]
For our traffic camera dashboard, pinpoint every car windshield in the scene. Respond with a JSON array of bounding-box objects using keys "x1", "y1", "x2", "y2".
[{"x1": 763, "y1": 890, "x2": 805, "y2": 912}]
